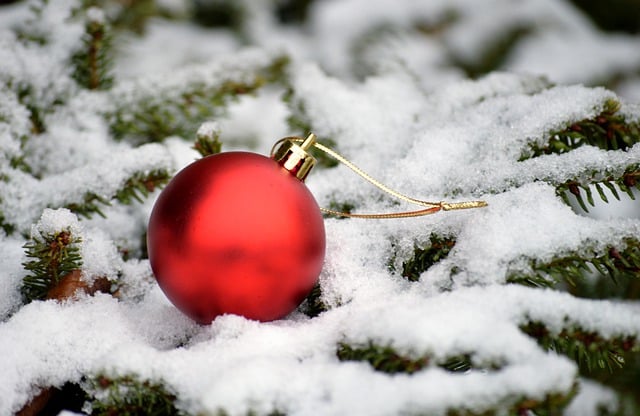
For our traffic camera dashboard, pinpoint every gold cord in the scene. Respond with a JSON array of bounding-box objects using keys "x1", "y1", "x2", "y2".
[{"x1": 271, "y1": 136, "x2": 487, "y2": 219}]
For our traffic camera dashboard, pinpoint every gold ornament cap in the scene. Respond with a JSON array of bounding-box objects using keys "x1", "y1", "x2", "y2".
[{"x1": 272, "y1": 133, "x2": 317, "y2": 181}]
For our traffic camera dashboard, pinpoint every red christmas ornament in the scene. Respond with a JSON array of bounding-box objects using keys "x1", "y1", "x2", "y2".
[{"x1": 147, "y1": 134, "x2": 325, "y2": 324}]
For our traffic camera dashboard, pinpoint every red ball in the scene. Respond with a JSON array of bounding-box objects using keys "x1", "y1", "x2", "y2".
[{"x1": 147, "y1": 152, "x2": 326, "y2": 324}]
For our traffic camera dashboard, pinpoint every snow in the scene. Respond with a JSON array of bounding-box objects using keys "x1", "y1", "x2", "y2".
[{"x1": 1, "y1": 0, "x2": 640, "y2": 414}]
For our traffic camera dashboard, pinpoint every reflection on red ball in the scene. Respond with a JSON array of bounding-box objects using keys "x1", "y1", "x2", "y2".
[{"x1": 147, "y1": 152, "x2": 326, "y2": 324}]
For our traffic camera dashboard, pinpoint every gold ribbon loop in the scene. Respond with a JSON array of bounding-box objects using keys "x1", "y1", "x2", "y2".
[{"x1": 272, "y1": 135, "x2": 487, "y2": 219}]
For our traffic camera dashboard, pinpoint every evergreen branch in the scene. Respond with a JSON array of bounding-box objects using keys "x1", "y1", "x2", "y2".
[
  {"x1": 520, "y1": 99, "x2": 639, "y2": 161},
  {"x1": 107, "y1": 54, "x2": 289, "y2": 144},
  {"x1": 193, "y1": 123, "x2": 222, "y2": 157},
  {"x1": 300, "y1": 282, "x2": 328, "y2": 318},
  {"x1": 454, "y1": 26, "x2": 532, "y2": 79},
  {"x1": 588, "y1": 353, "x2": 640, "y2": 415},
  {"x1": 114, "y1": 169, "x2": 171, "y2": 205},
  {"x1": 555, "y1": 164, "x2": 640, "y2": 212},
  {"x1": 71, "y1": 8, "x2": 114, "y2": 91},
  {"x1": 64, "y1": 192, "x2": 110, "y2": 219},
  {"x1": 87, "y1": 374, "x2": 184, "y2": 416},
  {"x1": 336, "y1": 342, "x2": 577, "y2": 415},
  {"x1": 521, "y1": 321, "x2": 638, "y2": 373},
  {"x1": 21, "y1": 229, "x2": 83, "y2": 303},
  {"x1": 96, "y1": 0, "x2": 157, "y2": 34},
  {"x1": 65, "y1": 169, "x2": 170, "y2": 218},
  {"x1": 507, "y1": 238, "x2": 640, "y2": 289},
  {"x1": 322, "y1": 200, "x2": 355, "y2": 219},
  {"x1": 336, "y1": 342, "x2": 488, "y2": 374},
  {"x1": 398, "y1": 234, "x2": 457, "y2": 282}
]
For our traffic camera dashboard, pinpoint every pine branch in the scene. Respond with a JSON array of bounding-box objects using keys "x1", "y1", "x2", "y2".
[
  {"x1": 507, "y1": 238, "x2": 640, "y2": 289},
  {"x1": 300, "y1": 282, "x2": 327, "y2": 318},
  {"x1": 193, "y1": 122, "x2": 222, "y2": 157},
  {"x1": 107, "y1": 53, "x2": 289, "y2": 144},
  {"x1": 521, "y1": 321, "x2": 638, "y2": 373},
  {"x1": 454, "y1": 26, "x2": 532, "y2": 78},
  {"x1": 556, "y1": 164, "x2": 640, "y2": 212},
  {"x1": 336, "y1": 342, "x2": 576, "y2": 415},
  {"x1": 71, "y1": 7, "x2": 114, "y2": 91},
  {"x1": 394, "y1": 234, "x2": 457, "y2": 282},
  {"x1": 115, "y1": 169, "x2": 171, "y2": 205},
  {"x1": 21, "y1": 229, "x2": 83, "y2": 303},
  {"x1": 322, "y1": 200, "x2": 355, "y2": 219},
  {"x1": 336, "y1": 342, "x2": 479, "y2": 374},
  {"x1": 520, "y1": 99, "x2": 639, "y2": 161},
  {"x1": 87, "y1": 374, "x2": 184, "y2": 416},
  {"x1": 65, "y1": 169, "x2": 170, "y2": 219},
  {"x1": 587, "y1": 353, "x2": 640, "y2": 415}
]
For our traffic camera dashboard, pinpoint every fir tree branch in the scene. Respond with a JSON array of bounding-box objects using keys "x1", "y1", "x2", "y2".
[
  {"x1": 556, "y1": 164, "x2": 640, "y2": 212},
  {"x1": 193, "y1": 123, "x2": 222, "y2": 157},
  {"x1": 507, "y1": 238, "x2": 640, "y2": 289},
  {"x1": 21, "y1": 229, "x2": 83, "y2": 303},
  {"x1": 336, "y1": 342, "x2": 480, "y2": 374},
  {"x1": 114, "y1": 169, "x2": 171, "y2": 205},
  {"x1": 65, "y1": 169, "x2": 170, "y2": 219},
  {"x1": 521, "y1": 321, "x2": 638, "y2": 373},
  {"x1": 520, "y1": 99, "x2": 638, "y2": 161},
  {"x1": 106, "y1": 53, "x2": 289, "y2": 144},
  {"x1": 300, "y1": 282, "x2": 327, "y2": 318},
  {"x1": 71, "y1": 8, "x2": 114, "y2": 91},
  {"x1": 454, "y1": 26, "x2": 532, "y2": 78},
  {"x1": 322, "y1": 200, "x2": 355, "y2": 219},
  {"x1": 399, "y1": 234, "x2": 457, "y2": 282},
  {"x1": 336, "y1": 341, "x2": 576, "y2": 415},
  {"x1": 86, "y1": 374, "x2": 184, "y2": 416}
]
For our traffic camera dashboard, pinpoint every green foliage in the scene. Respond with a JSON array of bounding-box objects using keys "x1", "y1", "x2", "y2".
[
  {"x1": 21, "y1": 229, "x2": 83, "y2": 302},
  {"x1": 456, "y1": 26, "x2": 532, "y2": 78},
  {"x1": 300, "y1": 282, "x2": 328, "y2": 317},
  {"x1": 336, "y1": 342, "x2": 482, "y2": 374},
  {"x1": 108, "y1": 55, "x2": 289, "y2": 144},
  {"x1": 100, "y1": 0, "x2": 158, "y2": 34},
  {"x1": 87, "y1": 374, "x2": 183, "y2": 416},
  {"x1": 400, "y1": 234, "x2": 456, "y2": 282},
  {"x1": 322, "y1": 200, "x2": 355, "y2": 219},
  {"x1": 507, "y1": 238, "x2": 640, "y2": 289},
  {"x1": 115, "y1": 169, "x2": 171, "y2": 205},
  {"x1": 192, "y1": 0, "x2": 245, "y2": 29},
  {"x1": 569, "y1": 0, "x2": 640, "y2": 34},
  {"x1": 274, "y1": 0, "x2": 315, "y2": 24},
  {"x1": 336, "y1": 342, "x2": 430, "y2": 374},
  {"x1": 521, "y1": 321, "x2": 638, "y2": 373},
  {"x1": 16, "y1": 83, "x2": 50, "y2": 134},
  {"x1": 71, "y1": 8, "x2": 114, "y2": 90},
  {"x1": 556, "y1": 165, "x2": 640, "y2": 213},
  {"x1": 521, "y1": 99, "x2": 638, "y2": 161},
  {"x1": 193, "y1": 126, "x2": 222, "y2": 157},
  {"x1": 336, "y1": 342, "x2": 576, "y2": 415},
  {"x1": 66, "y1": 169, "x2": 170, "y2": 219},
  {"x1": 589, "y1": 352, "x2": 640, "y2": 415}
]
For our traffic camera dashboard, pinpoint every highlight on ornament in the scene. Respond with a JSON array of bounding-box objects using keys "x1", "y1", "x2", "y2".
[{"x1": 272, "y1": 133, "x2": 488, "y2": 219}]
